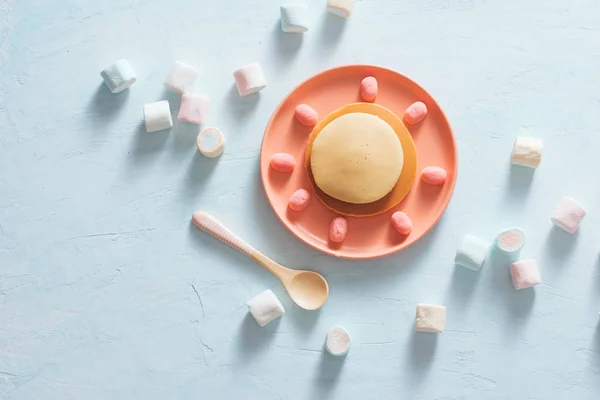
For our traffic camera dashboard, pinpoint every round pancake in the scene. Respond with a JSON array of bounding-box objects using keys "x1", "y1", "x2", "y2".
[
  {"x1": 305, "y1": 103, "x2": 418, "y2": 217},
  {"x1": 310, "y1": 112, "x2": 404, "y2": 204}
]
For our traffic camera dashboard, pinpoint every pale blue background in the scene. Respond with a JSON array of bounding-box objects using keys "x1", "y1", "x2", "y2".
[{"x1": 1, "y1": 0, "x2": 600, "y2": 399}]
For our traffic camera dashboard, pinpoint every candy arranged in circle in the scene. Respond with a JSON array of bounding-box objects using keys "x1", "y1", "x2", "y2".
[
  {"x1": 270, "y1": 153, "x2": 296, "y2": 172},
  {"x1": 329, "y1": 216, "x2": 348, "y2": 242},
  {"x1": 360, "y1": 76, "x2": 378, "y2": 102},
  {"x1": 288, "y1": 189, "x2": 311, "y2": 211},
  {"x1": 305, "y1": 102, "x2": 418, "y2": 217},
  {"x1": 421, "y1": 166, "x2": 447, "y2": 185}
]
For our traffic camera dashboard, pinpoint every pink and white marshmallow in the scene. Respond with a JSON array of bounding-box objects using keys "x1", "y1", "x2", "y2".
[
  {"x1": 288, "y1": 189, "x2": 311, "y2": 211},
  {"x1": 325, "y1": 326, "x2": 351, "y2": 356},
  {"x1": 164, "y1": 62, "x2": 199, "y2": 94},
  {"x1": 233, "y1": 63, "x2": 267, "y2": 96},
  {"x1": 196, "y1": 127, "x2": 226, "y2": 158},
  {"x1": 551, "y1": 197, "x2": 586, "y2": 234},
  {"x1": 327, "y1": 0, "x2": 354, "y2": 18},
  {"x1": 494, "y1": 227, "x2": 526, "y2": 255},
  {"x1": 510, "y1": 259, "x2": 541, "y2": 290},
  {"x1": 280, "y1": 4, "x2": 310, "y2": 33},
  {"x1": 511, "y1": 137, "x2": 543, "y2": 168},
  {"x1": 178, "y1": 94, "x2": 209, "y2": 124},
  {"x1": 270, "y1": 153, "x2": 296, "y2": 173}
]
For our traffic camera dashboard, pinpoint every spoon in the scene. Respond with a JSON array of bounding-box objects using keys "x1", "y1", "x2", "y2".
[{"x1": 192, "y1": 211, "x2": 329, "y2": 310}]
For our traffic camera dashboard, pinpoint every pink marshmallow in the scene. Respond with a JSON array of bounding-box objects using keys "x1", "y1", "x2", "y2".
[
  {"x1": 404, "y1": 101, "x2": 428, "y2": 124},
  {"x1": 391, "y1": 211, "x2": 412, "y2": 235},
  {"x1": 294, "y1": 104, "x2": 318, "y2": 127},
  {"x1": 360, "y1": 76, "x2": 378, "y2": 102},
  {"x1": 270, "y1": 153, "x2": 296, "y2": 173},
  {"x1": 551, "y1": 197, "x2": 586, "y2": 234},
  {"x1": 421, "y1": 166, "x2": 447, "y2": 185},
  {"x1": 288, "y1": 189, "x2": 311, "y2": 211},
  {"x1": 329, "y1": 216, "x2": 348, "y2": 243},
  {"x1": 510, "y1": 259, "x2": 541, "y2": 290},
  {"x1": 233, "y1": 63, "x2": 267, "y2": 96},
  {"x1": 177, "y1": 94, "x2": 209, "y2": 124}
]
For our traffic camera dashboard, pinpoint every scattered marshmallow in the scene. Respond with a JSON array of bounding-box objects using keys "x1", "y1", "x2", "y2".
[
  {"x1": 404, "y1": 101, "x2": 428, "y2": 124},
  {"x1": 246, "y1": 290, "x2": 285, "y2": 327},
  {"x1": 329, "y1": 216, "x2": 348, "y2": 243},
  {"x1": 280, "y1": 4, "x2": 310, "y2": 33},
  {"x1": 100, "y1": 59, "x2": 137, "y2": 93},
  {"x1": 143, "y1": 100, "x2": 173, "y2": 132},
  {"x1": 270, "y1": 153, "x2": 296, "y2": 173},
  {"x1": 327, "y1": 0, "x2": 354, "y2": 18},
  {"x1": 196, "y1": 127, "x2": 226, "y2": 158},
  {"x1": 494, "y1": 227, "x2": 526, "y2": 255},
  {"x1": 415, "y1": 304, "x2": 446, "y2": 333},
  {"x1": 510, "y1": 259, "x2": 541, "y2": 290},
  {"x1": 164, "y1": 61, "x2": 199, "y2": 94},
  {"x1": 178, "y1": 94, "x2": 210, "y2": 124},
  {"x1": 391, "y1": 211, "x2": 412, "y2": 235},
  {"x1": 295, "y1": 104, "x2": 318, "y2": 127},
  {"x1": 421, "y1": 166, "x2": 447, "y2": 185},
  {"x1": 511, "y1": 137, "x2": 543, "y2": 168},
  {"x1": 325, "y1": 326, "x2": 351, "y2": 356},
  {"x1": 288, "y1": 189, "x2": 311, "y2": 211},
  {"x1": 233, "y1": 63, "x2": 267, "y2": 96},
  {"x1": 360, "y1": 76, "x2": 378, "y2": 102},
  {"x1": 455, "y1": 234, "x2": 489, "y2": 271},
  {"x1": 551, "y1": 197, "x2": 586, "y2": 234}
]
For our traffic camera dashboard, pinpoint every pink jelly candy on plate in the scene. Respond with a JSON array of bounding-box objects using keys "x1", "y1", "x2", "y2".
[
  {"x1": 391, "y1": 211, "x2": 412, "y2": 235},
  {"x1": 329, "y1": 217, "x2": 348, "y2": 243},
  {"x1": 404, "y1": 101, "x2": 428, "y2": 124},
  {"x1": 360, "y1": 76, "x2": 378, "y2": 102},
  {"x1": 270, "y1": 153, "x2": 296, "y2": 173},
  {"x1": 288, "y1": 189, "x2": 311, "y2": 211},
  {"x1": 294, "y1": 104, "x2": 318, "y2": 127},
  {"x1": 421, "y1": 166, "x2": 447, "y2": 185}
]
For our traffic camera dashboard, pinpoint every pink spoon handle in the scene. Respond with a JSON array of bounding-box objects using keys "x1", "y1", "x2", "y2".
[{"x1": 192, "y1": 211, "x2": 256, "y2": 257}]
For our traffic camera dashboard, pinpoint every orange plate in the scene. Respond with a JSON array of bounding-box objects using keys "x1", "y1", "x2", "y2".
[
  {"x1": 260, "y1": 65, "x2": 457, "y2": 259},
  {"x1": 304, "y1": 102, "x2": 418, "y2": 217}
]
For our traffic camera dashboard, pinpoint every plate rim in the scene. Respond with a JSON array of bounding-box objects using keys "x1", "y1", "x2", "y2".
[{"x1": 260, "y1": 64, "x2": 458, "y2": 260}]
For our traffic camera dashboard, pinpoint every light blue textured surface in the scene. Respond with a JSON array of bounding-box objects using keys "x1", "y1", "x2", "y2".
[{"x1": 2, "y1": 0, "x2": 600, "y2": 399}]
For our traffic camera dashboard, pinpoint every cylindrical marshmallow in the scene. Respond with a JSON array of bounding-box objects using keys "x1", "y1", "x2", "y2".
[
  {"x1": 327, "y1": 0, "x2": 354, "y2": 18},
  {"x1": 511, "y1": 137, "x2": 543, "y2": 168},
  {"x1": 143, "y1": 100, "x2": 173, "y2": 132},
  {"x1": 280, "y1": 4, "x2": 310, "y2": 33},
  {"x1": 233, "y1": 63, "x2": 267, "y2": 96},
  {"x1": 510, "y1": 259, "x2": 541, "y2": 290},
  {"x1": 100, "y1": 59, "x2": 137, "y2": 93},
  {"x1": 246, "y1": 290, "x2": 285, "y2": 327},
  {"x1": 178, "y1": 94, "x2": 210, "y2": 124},
  {"x1": 455, "y1": 234, "x2": 489, "y2": 271},
  {"x1": 325, "y1": 326, "x2": 351, "y2": 356},
  {"x1": 551, "y1": 197, "x2": 586, "y2": 234},
  {"x1": 196, "y1": 127, "x2": 226, "y2": 158},
  {"x1": 494, "y1": 227, "x2": 525, "y2": 255},
  {"x1": 164, "y1": 61, "x2": 199, "y2": 94}
]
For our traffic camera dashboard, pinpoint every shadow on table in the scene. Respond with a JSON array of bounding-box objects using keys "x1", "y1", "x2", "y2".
[
  {"x1": 406, "y1": 330, "x2": 438, "y2": 387},
  {"x1": 314, "y1": 11, "x2": 346, "y2": 56},
  {"x1": 87, "y1": 83, "x2": 130, "y2": 131},
  {"x1": 271, "y1": 21, "x2": 303, "y2": 69},
  {"x1": 234, "y1": 313, "x2": 279, "y2": 364},
  {"x1": 504, "y1": 164, "x2": 534, "y2": 201},
  {"x1": 224, "y1": 84, "x2": 261, "y2": 124},
  {"x1": 311, "y1": 348, "x2": 345, "y2": 398}
]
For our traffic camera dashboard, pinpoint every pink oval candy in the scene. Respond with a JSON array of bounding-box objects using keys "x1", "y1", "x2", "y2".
[
  {"x1": 329, "y1": 216, "x2": 348, "y2": 243},
  {"x1": 421, "y1": 166, "x2": 447, "y2": 185},
  {"x1": 294, "y1": 104, "x2": 318, "y2": 127},
  {"x1": 391, "y1": 211, "x2": 412, "y2": 235},
  {"x1": 270, "y1": 153, "x2": 296, "y2": 173},
  {"x1": 404, "y1": 101, "x2": 428, "y2": 124},
  {"x1": 288, "y1": 189, "x2": 311, "y2": 211},
  {"x1": 360, "y1": 76, "x2": 378, "y2": 102}
]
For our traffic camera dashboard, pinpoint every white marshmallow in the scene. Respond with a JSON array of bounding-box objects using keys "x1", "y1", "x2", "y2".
[
  {"x1": 494, "y1": 227, "x2": 526, "y2": 255},
  {"x1": 143, "y1": 100, "x2": 173, "y2": 132},
  {"x1": 246, "y1": 290, "x2": 285, "y2": 327},
  {"x1": 233, "y1": 63, "x2": 267, "y2": 96},
  {"x1": 164, "y1": 62, "x2": 199, "y2": 94},
  {"x1": 100, "y1": 59, "x2": 137, "y2": 93},
  {"x1": 511, "y1": 137, "x2": 543, "y2": 168},
  {"x1": 327, "y1": 0, "x2": 354, "y2": 18},
  {"x1": 455, "y1": 234, "x2": 489, "y2": 271},
  {"x1": 325, "y1": 326, "x2": 351, "y2": 356},
  {"x1": 510, "y1": 259, "x2": 541, "y2": 290},
  {"x1": 196, "y1": 127, "x2": 226, "y2": 158},
  {"x1": 280, "y1": 4, "x2": 310, "y2": 33},
  {"x1": 415, "y1": 304, "x2": 446, "y2": 333},
  {"x1": 551, "y1": 197, "x2": 587, "y2": 234}
]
